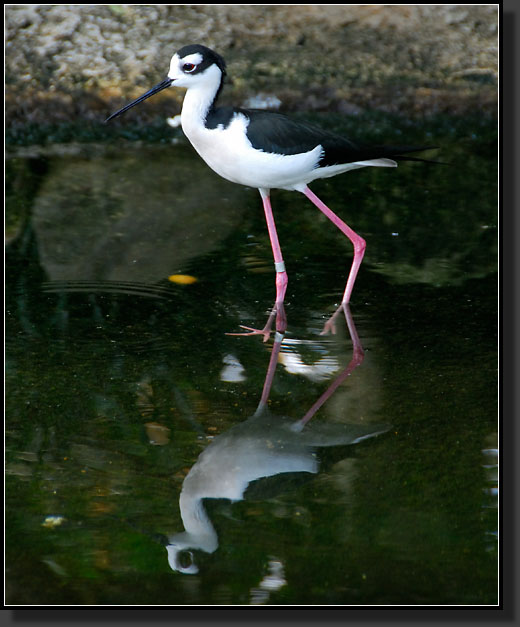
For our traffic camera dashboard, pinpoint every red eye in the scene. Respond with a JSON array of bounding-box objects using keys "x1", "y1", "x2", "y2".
[{"x1": 183, "y1": 63, "x2": 196, "y2": 73}]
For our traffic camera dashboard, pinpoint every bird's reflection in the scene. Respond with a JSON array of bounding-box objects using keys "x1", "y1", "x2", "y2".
[{"x1": 167, "y1": 305, "x2": 389, "y2": 574}]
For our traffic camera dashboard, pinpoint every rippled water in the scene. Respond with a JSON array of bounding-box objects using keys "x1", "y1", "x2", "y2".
[{"x1": 5, "y1": 120, "x2": 498, "y2": 606}]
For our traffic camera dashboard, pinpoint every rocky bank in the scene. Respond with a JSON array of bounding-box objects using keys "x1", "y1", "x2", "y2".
[{"x1": 5, "y1": 4, "x2": 498, "y2": 129}]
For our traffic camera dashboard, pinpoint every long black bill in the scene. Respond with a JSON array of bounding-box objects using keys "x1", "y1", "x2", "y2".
[{"x1": 105, "y1": 77, "x2": 173, "y2": 123}]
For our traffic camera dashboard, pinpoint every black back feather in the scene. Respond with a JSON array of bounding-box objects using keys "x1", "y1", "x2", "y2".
[{"x1": 206, "y1": 107, "x2": 437, "y2": 165}]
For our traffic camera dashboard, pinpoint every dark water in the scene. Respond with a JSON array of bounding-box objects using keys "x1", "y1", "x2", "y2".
[{"x1": 5, "y1": 118, "x2": 498, "y2": 606}]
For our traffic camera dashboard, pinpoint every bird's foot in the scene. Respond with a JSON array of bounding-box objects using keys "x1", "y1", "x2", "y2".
[
  {"x1": 227, "y1": 324, "x2": 273, "y2": 343},
  {"x1": 226, "y1": 303, "x2": 286, "y2": 342},
  {"x1": 320, "y1": 303, "x2": 347, "y2": 336},
  {"x1": 319, "y1": 302, "x2": 364, "y2": 361},
  {"x1": 320, "y1": 317, "x2": 338, "y2": 336}
]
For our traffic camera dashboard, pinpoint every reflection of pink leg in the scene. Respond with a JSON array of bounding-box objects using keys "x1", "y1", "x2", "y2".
[
  {"x1": 296, "y1": 304, "x2": 364, "y2": 428},
  {"x1": 302, "y1": 186, "x2": 366, "y2": 305},
  {"x1": 228, "y1": 189, "x2": 288, "y2": 341},
  {"x1": 254, "y1": 332, "x2": 285, "y2": 415}
]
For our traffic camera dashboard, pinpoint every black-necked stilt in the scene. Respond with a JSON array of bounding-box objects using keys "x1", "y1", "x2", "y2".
[{"x1": 107, "y1": 44, "x2": 435, "y2": 335}]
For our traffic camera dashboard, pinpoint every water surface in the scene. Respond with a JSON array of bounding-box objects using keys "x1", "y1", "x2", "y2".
[{"x1": 5, "y1": 121, "x2": 498, "y2": 606}]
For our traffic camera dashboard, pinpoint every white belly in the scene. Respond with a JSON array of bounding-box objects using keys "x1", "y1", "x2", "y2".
[{"x1": 181, "y1": 112, "x2": 323, "y2": 191}]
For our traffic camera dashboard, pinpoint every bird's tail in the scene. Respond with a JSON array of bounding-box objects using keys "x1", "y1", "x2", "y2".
[{"x1": 385, "y1": 145, "x2": 447, "y2": 165}]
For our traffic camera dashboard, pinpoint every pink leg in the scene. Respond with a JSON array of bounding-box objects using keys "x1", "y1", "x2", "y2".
[
  {"x1": 259, "y1": 188, "x2": 288, "y2": 305},
  {"x1": 227, "y1": 189, "x2": 288, "y2": 341},
  {"x1": 302, "y1": 186, "x2": 366, "y2": 305}
]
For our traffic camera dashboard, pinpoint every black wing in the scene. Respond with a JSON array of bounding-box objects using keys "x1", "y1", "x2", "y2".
[{"x1": 236, "y1": 108, "x2": 437, "y2": 166}]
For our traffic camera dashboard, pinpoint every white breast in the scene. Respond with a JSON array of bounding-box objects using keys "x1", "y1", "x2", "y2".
[{"x1": 181, "y1": 110, "x2": 323, "y2": 191}]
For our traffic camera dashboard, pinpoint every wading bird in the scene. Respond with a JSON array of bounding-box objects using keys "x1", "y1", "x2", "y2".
[{"x1": 107, "y1": 44, "x2": 435, "y2": 336}]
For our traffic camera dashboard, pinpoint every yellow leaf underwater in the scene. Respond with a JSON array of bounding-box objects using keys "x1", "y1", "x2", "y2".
[{"x1": 168, "y1": 274, "x2": 198, "y2": 285}]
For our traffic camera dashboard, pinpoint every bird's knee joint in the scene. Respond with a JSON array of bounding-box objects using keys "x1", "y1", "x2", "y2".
[{"x1": 355, "y1": 238, "x2": 366, "y2": 254}]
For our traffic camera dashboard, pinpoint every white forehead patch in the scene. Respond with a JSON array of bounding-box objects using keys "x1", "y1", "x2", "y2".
[
  {"x1": 169, "y1": 52, "x2": 203, "y2": 77},
  {"x1": 169, "y1": 54, "x2": 180, "y2": 77},
  {"x1": 180, "y1": 52, "x2": 203, "y2": 66}
]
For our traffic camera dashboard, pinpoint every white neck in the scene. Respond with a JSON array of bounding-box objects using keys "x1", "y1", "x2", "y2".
[
  {"x1": 178, "y1": 490, "x2": 218, "y2": 553},
  {"x1": 180, "y1": 64, "x2": 223, "y2": 134}
]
